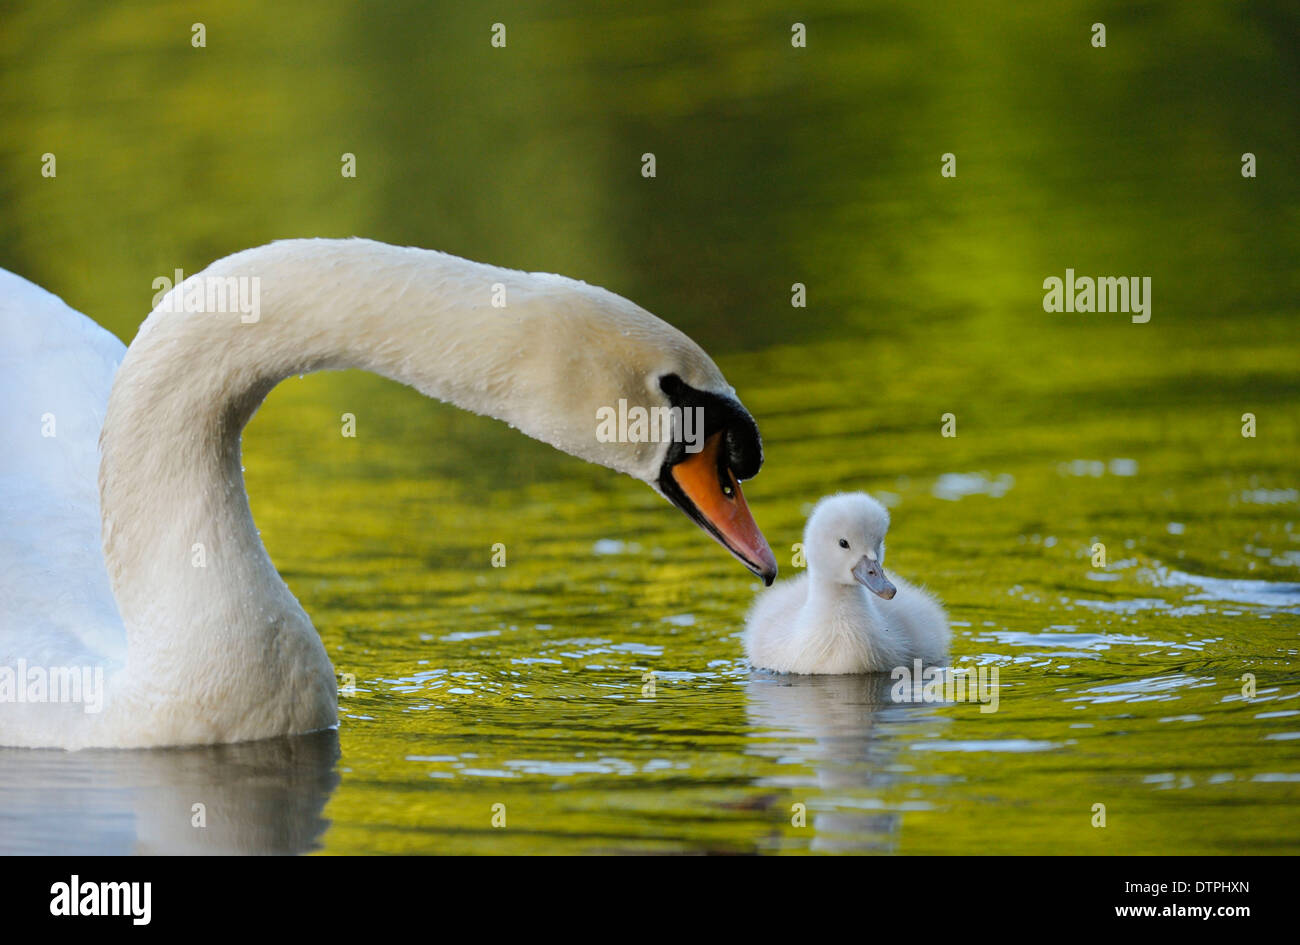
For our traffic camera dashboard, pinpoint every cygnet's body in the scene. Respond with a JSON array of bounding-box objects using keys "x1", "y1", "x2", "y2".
[{"x1": 745, "y1": 493, "x2": 949, "y2": 674}]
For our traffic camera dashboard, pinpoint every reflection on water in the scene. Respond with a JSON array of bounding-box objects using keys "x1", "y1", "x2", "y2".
[
  {"x1": 0, "y1": 732, "x2": 339, "y2": 855},
  {"x1": 746, "y1": 673, "x2": 927, "y2": 853},
  {"x1": 2, "y1": 0, "x2": 1298, "y2": 853}
]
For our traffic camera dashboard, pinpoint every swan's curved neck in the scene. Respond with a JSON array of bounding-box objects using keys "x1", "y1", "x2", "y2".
[{"x1": 97, "y1": 239, "x2": 647, "y2": 737}]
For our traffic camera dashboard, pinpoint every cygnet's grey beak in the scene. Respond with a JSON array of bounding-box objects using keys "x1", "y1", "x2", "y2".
[{"x1": 852, "y1": 555, "x2": 896, "y2": 599}]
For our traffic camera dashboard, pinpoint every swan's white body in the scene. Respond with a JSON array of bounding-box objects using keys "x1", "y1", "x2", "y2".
[
  {"x1": 745, "y1": 493, "x2": 949, "y2": 674},
  {"x1": 1, "y1": 239, "x2": 754, "y2": 749}
]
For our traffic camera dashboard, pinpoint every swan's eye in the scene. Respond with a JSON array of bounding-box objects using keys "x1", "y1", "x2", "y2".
[
  {"x1": 839, "y1": 538, "x2": 850, "y2": 549},
  {"x1": 716, "y1": 462, "x2": 736, "y2": 498}
]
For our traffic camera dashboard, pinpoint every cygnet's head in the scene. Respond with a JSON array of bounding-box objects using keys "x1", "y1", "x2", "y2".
[{"x1": 803, "y1": 493, "x2": 896, "y2": 598}]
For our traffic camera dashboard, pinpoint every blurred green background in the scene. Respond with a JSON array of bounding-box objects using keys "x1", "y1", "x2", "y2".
[
  {"x1": 2, "y1": 0, "x2": 1298, "y2": 854},
  {"x1": 6, "y1": 0, "x2": 1297, "y2": 351}
]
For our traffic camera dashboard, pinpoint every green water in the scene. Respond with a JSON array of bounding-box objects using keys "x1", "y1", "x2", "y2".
[{"x1": 1, "y1": 0, "x2": 1297, "y2": 854}]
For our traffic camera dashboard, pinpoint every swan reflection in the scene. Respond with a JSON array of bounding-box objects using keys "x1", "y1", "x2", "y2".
[
  {"x1": 0, "y1": 729, "x2": 339, "y2": 854},
  {"x1": 745, "y1": 671, "x2": 949, "y2": 852}
]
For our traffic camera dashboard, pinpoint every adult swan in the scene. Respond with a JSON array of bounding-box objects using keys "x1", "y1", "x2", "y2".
[{"x1": 0, "y1": 239, "x2": 777, "y2": 749}]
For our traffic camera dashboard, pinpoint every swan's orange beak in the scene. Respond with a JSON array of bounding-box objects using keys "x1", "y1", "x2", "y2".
[{"x1": 665, "y1": 432, "x2": 778, "y2": 585}]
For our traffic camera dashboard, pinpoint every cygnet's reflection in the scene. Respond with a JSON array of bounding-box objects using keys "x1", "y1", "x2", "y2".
[
  {"x1": 745, "y1": 671, "x2": 947, "y2": 852},
  {"x1": 0, "y1": 729, "x2": 339, "y2": 854}
]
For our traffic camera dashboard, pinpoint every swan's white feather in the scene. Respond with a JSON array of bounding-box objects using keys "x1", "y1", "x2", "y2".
[{"x1": 0, "y1": 269, "x2": 126, "y2": 670}]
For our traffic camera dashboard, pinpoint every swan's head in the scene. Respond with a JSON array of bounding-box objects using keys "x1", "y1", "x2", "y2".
[
  {"x1": 464, "y1": 269, "x2": 778, "y2": 585},
  {"x1": 803, "y1": 493, "x2": 895, "y2": 598},
  {"x1": 650, "y1": 372, "x2": 777, "y2": 585}
]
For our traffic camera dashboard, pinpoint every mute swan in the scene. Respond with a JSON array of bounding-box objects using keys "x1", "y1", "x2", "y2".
[
  {"x1": 0, "y1": 238, "x2": 777, "y2": 749},
  {"x1": 744, "y1": 493, "x2": 948, "y2": 674}
]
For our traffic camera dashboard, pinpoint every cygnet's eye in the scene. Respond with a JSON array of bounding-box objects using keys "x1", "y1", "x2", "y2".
[{"x1": 838, "y1": 538, "x2": 850, "y2": 549}]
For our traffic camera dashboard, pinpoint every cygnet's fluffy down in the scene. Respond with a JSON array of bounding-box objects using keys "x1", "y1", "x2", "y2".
[{"x1": 744, "y1": 493, "x2": 949, "y2": 674}]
